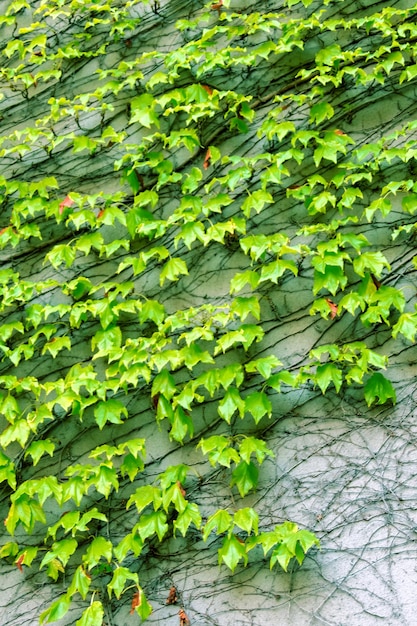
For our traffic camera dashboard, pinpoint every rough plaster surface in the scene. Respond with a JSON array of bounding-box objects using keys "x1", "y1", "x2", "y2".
[{"x1": 1, "y1": 0, "x2": 417, "y2": 625}]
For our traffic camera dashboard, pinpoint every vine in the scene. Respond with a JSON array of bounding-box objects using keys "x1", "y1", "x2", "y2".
[{"x1": 0, "y1": 0, "x2": 416, "y2": 623}]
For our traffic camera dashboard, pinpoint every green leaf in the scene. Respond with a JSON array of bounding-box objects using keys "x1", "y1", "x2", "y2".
[
  {"x1": 42, "y1": 336, "x2": 71, "y2": 358},
  {"x1": 316, "y1": 44, "x2": 342, "y2": 66},
  {"x1": 313, "y1": 266, "x2": 348, "y2": 296},
  {"x1": 170, "y1": 406, "x2": 194, "y2": 442},
  {"x1": 261, "y1": 522, "x2": 319, "y2": 571},
  {"x1": 40, "y1": 538, "x2": 78, "y2": 570},
  {"x1": 126, "y1": 206, "x2": 155, "y2": 238},
  {"x1": 234, "y1": 508, "x2": 258, "y2": 534},
  {"x1": 174, "y1": 502, "x2": 202, "y2": 537},
  {"x1": 94, "y1": 399, "x2": 128, "y2": 429},
  {"x1": 241, "y1": 190, "x2": 273, "y2": 218},
  {"x1": 244, "y1": 391, "x2": 272, "y2": 424},
  {"x1": 160, "y1": 257, "x2": 188, "y2": 286},
  {"x1": 130, "y1": 94, "x2": 159, "y2": 128},
  {"x1": 126, "y1": 485, "x2": 162, "y2": 514},
  {"x1": 353, "y1": 251, "x2": 390, "y2": 278},
  {"x1": 364, "y1": 197, "x2": 392, "y2": 221},
  {"x1": 338, "y1": 292, "x2": 366, "y2": 316},
  {"x1": 68, "y1": 565, "x2": 91, "y2": 600},
  {"x1": 137, "y1": 510, "x2": 168, "y2": 542},
  {"x1": 245, "y1": 355, "x2": 281, "y2": 379},
  {"x1": 159, "y1": 463, "x2": 188, "y2": 489},
  {"x1": 310, "y1": 102, "x2": 334, "y2": 124},
  {"x1": 230, "y1": 270, "x2": 260, "y2": 294},
  {"x1": 402, "y1": 194, "x2": 417, "y2": 214},
  {"x1": 203, "y1": 509, "x2": 233, "y2": 541},
  {"x1": 392, "y1": 312, "x2": 417, "y2": 342},
  {"x1": 364, "y1": 373, "x2": 396, "y2": 406},
  {"x1": 45, "y1": 244, "x2": 76, "y2": 269},
  {"x1": 16, "y1": 546, "x2": 38, "y2": 568},
  {"x1": 62, "y1": 476, "x2": 88, "y2": 506},
  {"x1": 161, "y1": 482, "x2": 187, "y2": 515},
  {"x1": 315, "y1": 363, "x2": 343, "y2": 394},
  {"x1": 114, "y1": 533, "x2": 144, "y2": 562},
  {"x1": 40, "y1": 595, "x2": 71, "y2": 624},
  {"x1": 76, "y1": 602, "x2": 104, "y2": 626},
  {"x1": 140, "y1": 299, "x2": 165, "y2": 326},
  {"x1": 218, "y1": 387, "x2": 245, "y2": 423},
  {"x1": 174, "y1": 221, "x2": 206, "y2": 249},
  {"x1": 96, "y1": 464, "x2": 119, "y2": 498},
  {"x1": 120, "y1": 453, "x2": 143, "y2": 481},
  {"x1": 0, "y1": 542, "x2": 19, "y2": 559},
  {"x1": 231, "y1": 461, "x2": 259, "y2": 497},
  {"x1": 239, "y1": 437, "x2": 274, "y2": 464},
  {"x1": 259, "y1": 259, "x2": 298, "y2": 284},
  {"x1": 267, "y1": 370, "x2": 297, "y2": 391},
  {"x1": 132, "y1": 588, "x2": 153, "y2": 621},
  {"x1": 181, "y1": 342, "x2": 214, "y2": 369},
  {"x1": 24, "y1": 440, "x2": 55, "y2": 466},
  {"x1": 108, "y1": 567, "x2": 138, "y2": 599},
  {"x1": 218, "y1": 534, "x2": 248, "y2": 572},
  {"x1": 152, "y1": 369, "x2": 177, "y2": 398},
  {"x1": 91, "y1": 326, "x2": 122, "y2": 354},
  {"x1": 83, "y1": 536, "x2": 112, "y2": 570},
  {"x1": 231, "y1": 296, "x2": 260, "y2": 321},
  {"x1": 1, "y1": 418, "x2": 31, "y2": 448},
  {"x1": 156, "y1": 394, "x2": 174, "y2": 422},
  {"x1": 198, "y1": 435, "x2": 240, "y2": 467},
  {"x1": 380, "y1": 51, "x2": 404, "y2": 74},
  {"x1": 65, "y1": 277, "x2": 92, "y2": 300}
]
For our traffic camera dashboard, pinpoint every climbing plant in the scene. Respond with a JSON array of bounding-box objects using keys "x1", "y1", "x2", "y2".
[{"x1": 0, "y1": 0, "x2": 417, "y2": 622}]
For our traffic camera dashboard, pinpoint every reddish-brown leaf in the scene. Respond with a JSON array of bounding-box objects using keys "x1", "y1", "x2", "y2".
[
  {"x1": 15, "y1": 555, "x2": 24, "y2": 573},
  {"x1": 325, "y1": 298, "x2": 338, "y2": 320},
  {"x1": 130, "y1": 591, "x2": 140, "y2": 615},
  {"x1": 211, "y1": 0, "x2": 223, "y2": 9},
  {"x1": 179, "y1": 608, "x2": 190, "y2": 625},
  {"x1": 59, "y1": 195, "x2": 74, "y2": 214},
  {"x1": 166, "y1": 585, "x2": 178, "y2": 605},
  {"x1": 203, "y1": 148, "x2": 212, "y2": 170},
  {"x1": 201, "y1": 84, "x2": 213, "y2": 96}
]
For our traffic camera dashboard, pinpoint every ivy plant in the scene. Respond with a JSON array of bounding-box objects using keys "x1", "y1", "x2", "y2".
[{"x1": 0, "y1": 0, "x2": 416, "y2": 623}]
